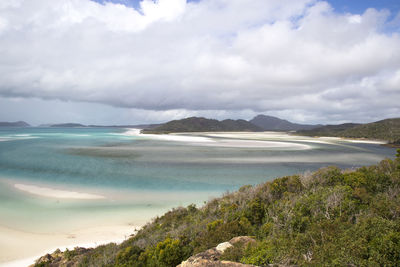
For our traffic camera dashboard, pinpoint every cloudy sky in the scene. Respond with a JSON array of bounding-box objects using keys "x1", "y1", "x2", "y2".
[{"x1": 0, "y1": 0, "x2": 399, "y2": 125}]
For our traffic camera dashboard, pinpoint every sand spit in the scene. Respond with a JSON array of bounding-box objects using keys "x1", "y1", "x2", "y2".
[
  {"x1": 122, "y1": 129, "x2": 312, "y2": 149},
  {"x1": 14, "y1": 184, "x2": 105, "y2": 200},
  {"x1": 122, "y1": 128, "x2": 214, "y2": 143},
  {"x1": 338, "y1": 138, "x2": 386, "y2": 144}
]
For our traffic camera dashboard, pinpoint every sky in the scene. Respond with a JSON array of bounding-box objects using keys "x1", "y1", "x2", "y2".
[{"x1": 0, "y1": 0, "x2": 399, "y2": 126}]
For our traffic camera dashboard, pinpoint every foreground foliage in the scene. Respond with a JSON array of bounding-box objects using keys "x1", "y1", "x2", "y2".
[{"x1": 36, "y1": 150, "x2": 400, "y2": 266}]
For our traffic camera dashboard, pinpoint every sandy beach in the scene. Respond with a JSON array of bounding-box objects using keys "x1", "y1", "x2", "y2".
[
  {"x1": 0, "y1": 178, "x2": 210, "y2": 266},
  {"x1": 0, "y1": 224, "x2": 138, "y2": 267},
  {"x1": 0, "y1": 182, "x2": 140, "y2": 266}
]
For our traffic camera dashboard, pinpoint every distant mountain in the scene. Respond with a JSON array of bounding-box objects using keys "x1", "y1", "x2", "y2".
[
  {"x1": 298, "y1": 118, "x2": 400, "y2": 144},
  {"x1": 142, "y1": 117, "x2": 262, "y2": 133},
  {"x1": 0, "y1": 121, "x2": 30, "y2": 127},
  {"x1": 50, "y1": 123, "x2": 86, "y2": 127},
  {"x1": 250, "y1": 115, "x2": 321, "y2": 131}
]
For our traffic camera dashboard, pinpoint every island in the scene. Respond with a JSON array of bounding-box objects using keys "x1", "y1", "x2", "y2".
[
  {"x1": 0, "y1": 121, "x2": 30, "y2": 127},
  {"x1": 141, "y1": 117, "x2": 263, "y2": 134}
]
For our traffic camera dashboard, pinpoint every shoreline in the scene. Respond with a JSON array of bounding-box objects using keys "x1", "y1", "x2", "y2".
[
  {"x1": 134, "y1": 129, "x2": 388, "y2": 146},
  {"x1": 289, "y1": 132, "x2": 387, "y2": 145},
  {"x1": 125, "y1": 129, "x2": 313, "y2": 149},
  {"x1": 0, "y1": 224, "x2": 139, "y2": 267},
  {"x1": 0, "y1": 179, "x2": 212, "y2": 267}
]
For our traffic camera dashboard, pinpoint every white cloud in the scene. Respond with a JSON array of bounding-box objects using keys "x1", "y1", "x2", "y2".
[{"x1": 0, "y1": 0, "x2": 399, "y2": 123}]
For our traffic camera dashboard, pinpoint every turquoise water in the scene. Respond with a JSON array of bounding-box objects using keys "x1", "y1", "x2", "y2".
[{"x1": 0, "y1": 127, "x2": 396, "y2": 233}]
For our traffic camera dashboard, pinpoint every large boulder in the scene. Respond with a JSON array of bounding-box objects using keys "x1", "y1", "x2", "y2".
[{"x1": 177, "y1": 236, "x2": 257, "y2": 267}]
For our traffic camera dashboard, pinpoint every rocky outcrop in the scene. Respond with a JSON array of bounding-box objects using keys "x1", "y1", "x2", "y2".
[
  {"x1": 177, "y1": 236, "x2": 257, "y2": 267},
  {"x1": 32, "y1": 247, "x2": 91, "y2": 267}
]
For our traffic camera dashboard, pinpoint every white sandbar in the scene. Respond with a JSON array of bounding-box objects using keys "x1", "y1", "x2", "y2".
[
  {"x1": 14, "y1": 184, "x2": 105, "y2": 200},
  {"x1": 123, "y1": 128, "x2": 215, "y2": 143},
  {"x1": 123, "y1": 129, "x2": 312, "y2": 149},
  {"x1": 339, "y1": 138, "x2": 386, "y2": 144}
]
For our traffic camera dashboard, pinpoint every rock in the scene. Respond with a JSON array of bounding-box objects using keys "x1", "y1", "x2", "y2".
[
  {"x1": 31, "y1": 247, "x2": 92, "y2": 267},
  {"x1": 36, "y1": 253, "x2": 54, "y2": 263},
  {"x1": 216, "y1": 242, "x2": 233, "y2": 253},
  {"x1": 177, "y1": 236, "x2": 258, "y2": 267}
]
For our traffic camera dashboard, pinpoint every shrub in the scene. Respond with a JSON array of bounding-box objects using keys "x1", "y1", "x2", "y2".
[{"x1": 142, "y1": 238, "x2": 184, "y2": 267}]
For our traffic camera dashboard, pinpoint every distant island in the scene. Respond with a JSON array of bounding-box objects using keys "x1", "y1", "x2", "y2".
[
  {"x1": 50, "y1": 123, "x2": 86, "y2": 128},
  {"x1": 0, "y1": 121, "x2": 30, "y2": 127},
  {"x1": 141, "y1": 117, "x2": 263, "y2": 133}
]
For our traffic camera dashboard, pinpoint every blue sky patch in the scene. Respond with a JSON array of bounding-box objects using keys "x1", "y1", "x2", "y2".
[{"x1": 90, "y1": 0, "x2": 400, "y2": 15}]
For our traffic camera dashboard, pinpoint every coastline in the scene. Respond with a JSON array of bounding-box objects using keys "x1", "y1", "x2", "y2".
[
  {"x1": 290, "y1": 132, "x2": 388, "y2": 145},
  {"x1": 129, "y1": 130, "x2": 313, "y2": 149},
  {"x1": 138, "y1": 129, "x2": 388, "y2": 148},
  {"x1": 136, "y1": 129, "x2": 388, "y2": 145},
  {"x1": 0, "y1": 179, "x2": 142, "y2": 267},
  {"x1": 0, "y1": 178, "x2": 213, "y2": 266},
  {"x1": 0, "y1": 224, "x2": 139, "y2": 267}
]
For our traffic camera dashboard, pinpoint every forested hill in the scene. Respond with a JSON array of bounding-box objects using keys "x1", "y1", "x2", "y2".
[
  {"x1": 250, "y1": 114, "x2": 321, "y2": 131},
  {"x1": 297, "y1": 118, "x2": 400, "y2": 144},
  {"x1": 141, "y1": 117, "x2": 262, "y2": 133},
  {"x1": 34, "y1": 150, "x2": 400, "y2": 267}
]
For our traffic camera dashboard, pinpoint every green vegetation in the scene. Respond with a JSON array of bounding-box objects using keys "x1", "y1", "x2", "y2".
[
  {"x1": 297, "y1": 118, "x2": 400, "y2": 144},
  {"x1": 250, "y1": 114, "x2": 320, "y2": 131},
  {"x1": 141, "y1": 117, "x2": 262, "y2": 134},
  {"x1": 35, "y1": 150, "x2": 400, "y2": 266}
]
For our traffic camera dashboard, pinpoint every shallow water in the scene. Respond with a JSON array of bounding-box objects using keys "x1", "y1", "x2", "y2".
[{"x1": 0, "y1": 127, "x2": 396, "y2": 235}]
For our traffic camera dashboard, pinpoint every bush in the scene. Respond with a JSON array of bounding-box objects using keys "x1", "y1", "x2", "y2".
[
  {"x1": 142, "y1": 238, "x2": 184, "y2": 267},
  {"x1": 115, "y1": 246, "x2": 144, "y2": 266}
]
